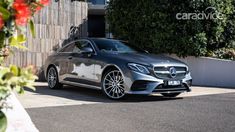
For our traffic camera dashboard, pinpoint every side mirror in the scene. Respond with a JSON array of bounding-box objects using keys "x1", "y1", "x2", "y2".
[{"x1": 81, "y1": 47, "x2": 94, "y2": 54}]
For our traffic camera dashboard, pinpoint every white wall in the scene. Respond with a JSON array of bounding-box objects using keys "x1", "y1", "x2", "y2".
[{"x1": 170, "y1": 55, "x2": 235, "y2": 88}]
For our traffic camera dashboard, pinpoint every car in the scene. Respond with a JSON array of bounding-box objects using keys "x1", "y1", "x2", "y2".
[{"x1": 44, "y1": 38, "x2": 192, "y2": 99}]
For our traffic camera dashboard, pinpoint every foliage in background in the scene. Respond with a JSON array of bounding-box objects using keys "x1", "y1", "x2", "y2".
[
  {"x1": 211, "y1": 48, "x2": 235, "y2": 60},
  {"x1": 107, "y1": 0, "x2": 235, "y2": 58},
  {"x1": 0, "y1": 0, "x2": 50, "y2": 131}
]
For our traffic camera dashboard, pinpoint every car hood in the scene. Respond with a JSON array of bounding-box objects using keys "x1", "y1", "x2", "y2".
[{"x1": 103, "y1": 52, "x2": 187, "y2": 67}]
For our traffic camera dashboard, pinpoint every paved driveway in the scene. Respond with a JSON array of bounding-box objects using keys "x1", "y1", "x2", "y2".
[{"x1": 18, "y1": 83, "x2": 235, "y2": 132}]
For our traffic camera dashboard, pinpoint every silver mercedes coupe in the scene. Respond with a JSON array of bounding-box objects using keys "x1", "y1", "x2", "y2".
[{"x1": 44, "y1": 38, "x2": 192, "y2": 99}]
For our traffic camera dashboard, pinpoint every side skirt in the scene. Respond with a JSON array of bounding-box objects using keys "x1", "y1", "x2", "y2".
[{"x1": 61, "y1": 81, "x2": 102, "y2": 90}]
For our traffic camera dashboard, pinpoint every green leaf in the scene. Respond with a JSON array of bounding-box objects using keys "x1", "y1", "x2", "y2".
[
  {"x1": 25, "y1": 85, "x2": 36, "y2": 91},
  {"x1": 29, "y1": 20, "x2": 36, "y2": 38},
  {"x1": 6, "y1": 0, "x2": 14, "y2": 3},
  {"x1": 9, "y1": 35, "x2": 27, "y2": 50},
  {"x1": 0, "y1": 68, "x2": 8, "y2": 79},
  {"x1": 0, "y1": 6, "x2": 10, "y2": 20},
  {"x1": 10, "y1": 65, "x2": 19, "y2": 76},
  {"x1": 0, "y1": 111, "x2": 7, "y2": 132},
  {"x1": 0, "y1": 57, "x2": 4, "y2": 64},
  {"x1": 3, "y1": 72, "x2": 13, "y2": 80},
  {"x1": 15, "y1": 85, "x2": 23, "y2": 94},
  {"x1": 9, "y1": 36, "x2": 17, "y2": 46},
  {"x1": 17, "y1": 34, "x2": 26, "y2": 44},
  {"x1": 0, "y1": 31, "x2": 5, "y2": 48}
]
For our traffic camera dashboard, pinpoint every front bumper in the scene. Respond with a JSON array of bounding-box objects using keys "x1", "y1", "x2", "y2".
[{"x1": 123, "y1": 70, "x2": 192, "y2": 95}]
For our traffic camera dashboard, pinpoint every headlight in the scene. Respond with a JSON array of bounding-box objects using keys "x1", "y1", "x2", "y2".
[
  {"x1": 186, "y1": 66, "x2": 190, "y2": 74},
  {"x1": 127, "y1": 63, "x2": 150, "y2": 74}
]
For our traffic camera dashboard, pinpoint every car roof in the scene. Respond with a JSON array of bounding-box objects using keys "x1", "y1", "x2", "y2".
[{"x1": 60, "y1": 38, "x2": 122, "y2": 49}]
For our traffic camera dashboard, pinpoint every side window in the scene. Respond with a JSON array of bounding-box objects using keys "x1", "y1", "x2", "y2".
[
  {"x1": 73, "y1": 40, "x2": 94, "y2": 53},
  {"x1": 60, "y1": 43, "x2": 75, "y2": 53}
]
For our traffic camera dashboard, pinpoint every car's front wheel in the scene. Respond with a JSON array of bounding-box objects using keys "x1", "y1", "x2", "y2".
[
  {"x1": 102, "y1": 69, "x2": 126, "y2": 100},
  {"x1": 161, "y1": 93, "x2": 181, "y2": 97},
  {"x1": 47, "y1": 66, "x2": 63, "y2": 89}
]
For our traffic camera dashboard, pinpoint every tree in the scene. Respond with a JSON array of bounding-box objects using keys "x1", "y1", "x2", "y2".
[{"x1": 107, "y1": 0, "x2": 235, "y2": 57}]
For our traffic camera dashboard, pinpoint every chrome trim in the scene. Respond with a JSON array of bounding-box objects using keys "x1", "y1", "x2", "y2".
[
  {"x1": 154, "y1": 88, "x2": 187, "y2": 91},
  {"x1": 61, "y1": 81, "x2": 101, "y2": 90},
  {"x1": 155, "y1": 71, "x2": 186, "y2": 74},
  {"x1": 153, "y1": 90, "x2": 187, "y2": 94},
  {"x1": 153, "y1": 66, "x2": 187, "y2": 79}
]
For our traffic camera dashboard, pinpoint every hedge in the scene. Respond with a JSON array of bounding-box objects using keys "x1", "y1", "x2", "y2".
[{"x1": 106, "y1": 0, "x2": 235, "y2": 57}]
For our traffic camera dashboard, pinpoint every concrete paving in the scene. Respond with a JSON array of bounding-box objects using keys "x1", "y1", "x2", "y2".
[
  {"x1": 25, "y1": 90, "x2": 235, "y2": 132},
  {"x1": 17, "y1": 82, "x2": 235, "y2": 108},
  {"x1": 17, "y1": 82, "x2": 235, "y2": 132},
  {"x1": 3, "y1": 93, "x2": 39, "y2": 132}
]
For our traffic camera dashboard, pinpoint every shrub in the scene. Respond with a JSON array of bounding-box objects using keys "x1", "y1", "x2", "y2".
[
  {"x1": 0, "y1": 0, "x2": 50, "y2": 131},
  {"x1": 211, "y1": 48, "x2": 235, "y2": 60},
  {"x1": 107, "y1": 0, "x2": 235, "y2": 57}
]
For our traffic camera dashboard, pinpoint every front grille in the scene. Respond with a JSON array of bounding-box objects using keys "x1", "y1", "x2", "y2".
[
  {"x1": 153, "y1": 85, "x2": 189, "y2": 93},
  {"x1": 153, "y1": 84, "x2": 190, "y2": 93},
  {"x1": 154, "y1": 66, "x2": 187, "y2": 80}
]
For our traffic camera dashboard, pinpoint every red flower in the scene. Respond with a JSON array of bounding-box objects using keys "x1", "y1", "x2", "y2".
[
  {"x1": 13, "y1": 0, "x2": 31, "y2": 26},
  {"x1": 13, "y1": 0, "x2": 50, "y2": 25},
  {"x1": 15, "y1": 15, "x2": 29, "y2": 26},
  {"x1": 13, "y1": 3, "x2": 31, "y2": 17},
  {"x1": 40, "y1": 0, "x2": 50, "y2": 6},
  {"x1": 35, "y1": 0, "x2": 50, "y2": 11},
  {"x1": 14, "y1": 0, "x2": 26, "y2": 3},
  {"x1": 0, "y1": 14, "x2": 4, "y2": 30},
  {"x1": 35, "y1": 5, "x2": 42, "y2": 11}
]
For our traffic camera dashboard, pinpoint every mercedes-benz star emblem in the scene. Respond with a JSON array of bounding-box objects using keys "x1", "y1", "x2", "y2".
[{"x1": 169, "y1": 67, "x2": 177, "y2": 78}]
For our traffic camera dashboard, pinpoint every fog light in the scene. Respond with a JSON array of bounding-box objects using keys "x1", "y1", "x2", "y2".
[{"x1": 131, "y1": 81, "x2": 149, "y2": 91}]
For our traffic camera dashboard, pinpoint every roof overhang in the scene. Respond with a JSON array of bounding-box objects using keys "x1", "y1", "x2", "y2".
[{"x1": 88, "y1": 3, "x2": 106, "y2": 15}]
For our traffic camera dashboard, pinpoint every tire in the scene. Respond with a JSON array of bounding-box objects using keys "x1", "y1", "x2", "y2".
[
  {"x1": 161, "y1": 93, "x2": 181, "y2": 97},
  {"x1": 47, "y1": 66, "x2": 63, "y2": 89},
  {"x1": 102, "y1": 69, "x2": 126, "y2": 100}
]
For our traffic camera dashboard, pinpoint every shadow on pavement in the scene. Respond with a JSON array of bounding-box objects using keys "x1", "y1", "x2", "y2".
[{"x1": 25, "y1": 85, "x2": 183, "y2": 103}]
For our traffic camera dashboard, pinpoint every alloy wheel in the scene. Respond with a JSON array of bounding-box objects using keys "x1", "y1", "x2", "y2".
[
  {"x1": 48, "y1": 67, "x2": 57, "y2": 88},
  {"x1": 103, "y1": 70, "x2": 125, "y2": 99}
]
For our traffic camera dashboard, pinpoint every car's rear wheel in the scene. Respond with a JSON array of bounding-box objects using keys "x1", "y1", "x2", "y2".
[
  {"x1": 161, "y1": 92, "x2": 181, "y2": 97},
  {"x1": 47, "y1": 66, "x2": 63, "y2": 89},
  {"x1": 102, "y1": 69, "x2": 125, "y2": 100}
]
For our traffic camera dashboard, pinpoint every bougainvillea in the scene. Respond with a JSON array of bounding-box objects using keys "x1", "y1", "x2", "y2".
[
  {"x1": 0, "y1": 15, "x2": 3, "y2": 30},
  {"x1": 0, "y1": 0, "x2": 51, "y2": 50},
  {"x1": 9, "y1": 0, "x2": 49, "y2": 26},
  {"x1": 40, "y1": 0, "x2": 50, "y2": 6},
  {"x1": 13, "y1": 1, "x2": 31, "y2": 26},
  {"x1": 0, "y1": 0, "x2": 50, "y2": 131}
]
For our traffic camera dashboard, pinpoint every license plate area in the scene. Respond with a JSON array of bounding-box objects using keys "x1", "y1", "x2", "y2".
[{"x1": 167, "y1": 80, "x2": 181, "y2": 86}]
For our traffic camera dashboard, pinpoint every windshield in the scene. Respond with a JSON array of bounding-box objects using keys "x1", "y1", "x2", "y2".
[{"x1": 93, "y1": 39, "x2": 140, "y2": 53}]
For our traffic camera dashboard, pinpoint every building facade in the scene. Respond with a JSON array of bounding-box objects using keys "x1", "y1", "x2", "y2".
[
  {"x1": 88, "y1": 0, "x2": 107, "y2": 37},
  {"x1": 7, "y1": 1, "x2": 88, "y2": 79}
]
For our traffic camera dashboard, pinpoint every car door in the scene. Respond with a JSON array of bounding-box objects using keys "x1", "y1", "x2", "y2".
[
  {"x1": 57, "y1": 42, "x2": 75, "y2": 81},
  {"x1": 66, "y1": 40, "x2": 98, "y2": 86}
]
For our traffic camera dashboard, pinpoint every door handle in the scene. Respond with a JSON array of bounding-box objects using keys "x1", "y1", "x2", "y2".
[{"x1": 68, "y1": 56, "x2": 73, "y2": 60}]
